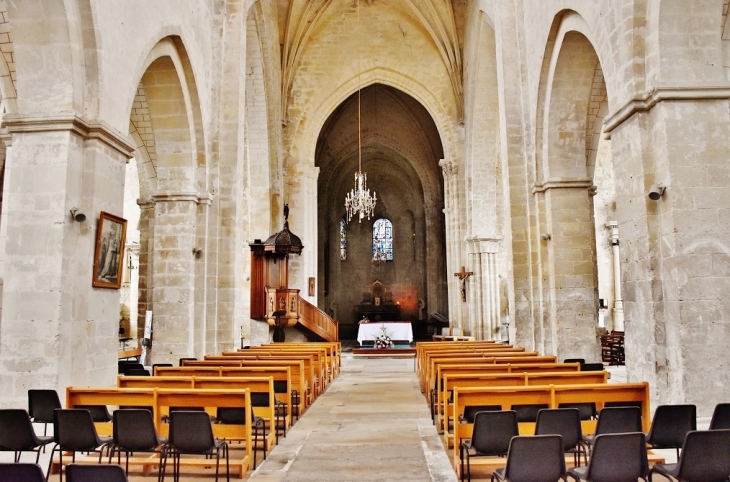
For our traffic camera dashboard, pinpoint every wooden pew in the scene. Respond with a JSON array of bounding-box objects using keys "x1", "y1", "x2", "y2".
[
  {"x1": 416, "y1": 343, "x2": 520, "y2": 381},
  {"x1": 438, "y1": 371, "x2": 608, "y2": 446},
  {"x1": 420, "y1": 349, "x2": 535, "y2": 391},
  {"x1": 424, "y1": 353, "x2": 555, "y2": 395},
  {"x1": 431, "y1": 362, "x2": 581, "y2": 427},
  {"x1": 252, "y1": 342, "x2": 341, "y2": 380},
  {"x1": 64, "y1": 387, "x2": 253, "y2": 478},
  {"x1": 152, "y1": 366, "x2": 295, "y2": 429},
  {"x1": 451, "y1": 383, "x2": 651, "y2": 478},
  {"x1": 227, "y1": 348, "x2": 328, "y2": 393},
  {"x1": 118, "y1": 375, "x2": 282, "y2": 447},
  {"x1": 209, "y1": 354, "x2": 317, "y2": 405}
]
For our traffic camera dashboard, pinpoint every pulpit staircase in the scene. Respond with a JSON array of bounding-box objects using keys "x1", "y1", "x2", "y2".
[{"x1": 297, "y1": 296, "x2": 339, "y2": 342}]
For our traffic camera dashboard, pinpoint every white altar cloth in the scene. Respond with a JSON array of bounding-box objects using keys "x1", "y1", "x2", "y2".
[{"x1": 357, "y1": 322, "x2": 413, "y2": 345}]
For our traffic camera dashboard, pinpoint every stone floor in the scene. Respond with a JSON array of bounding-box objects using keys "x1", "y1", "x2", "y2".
[{"x1": 4, "y1": 353, "x2": 688, "y2": 481}]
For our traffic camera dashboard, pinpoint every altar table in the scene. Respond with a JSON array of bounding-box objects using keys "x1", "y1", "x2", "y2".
[{"x1": 357, "y1": 322, "x2": 413, "y2": 345}]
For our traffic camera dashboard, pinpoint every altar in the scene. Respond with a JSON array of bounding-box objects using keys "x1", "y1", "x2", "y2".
[{"x1": 357, "y1": 322, "x2": 413, "y2": 345}]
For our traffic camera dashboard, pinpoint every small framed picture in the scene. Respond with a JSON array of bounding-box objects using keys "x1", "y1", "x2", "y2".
[
  {"x1": 308, "y1": 277, "x2": 315, "y2": 297},
  {"x1": 92, "y1": 211, "x2": 127, "y2": 289}
]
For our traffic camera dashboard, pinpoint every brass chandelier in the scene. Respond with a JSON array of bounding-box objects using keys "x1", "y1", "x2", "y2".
[{"x1": 344, "y1": 0, "x2": 376, "y2": 223}]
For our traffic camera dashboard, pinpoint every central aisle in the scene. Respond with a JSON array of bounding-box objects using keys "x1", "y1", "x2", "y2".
[{"x1": 249, "y1": 354, "x2": 457, "y2": 482}]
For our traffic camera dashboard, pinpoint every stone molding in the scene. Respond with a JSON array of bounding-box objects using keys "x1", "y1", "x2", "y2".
[
  {"x1": 464, "y1": 236, "x2": 501, "y2": 254},
  {"x1": 439, "y1": 158, "x2": 457, "y2": 176},
  {"x1": 604, "y1": 84, "x2": 730, "y2": 136},
  {"x1": 148, "y1": 192, "x2": 214, "y2": 205},
  {"x1": 3, "y1": 112, "x2": 135, "y2": 158},
  {"x1": 532, "y1": 178, "x2": 593, "y2": 194}
]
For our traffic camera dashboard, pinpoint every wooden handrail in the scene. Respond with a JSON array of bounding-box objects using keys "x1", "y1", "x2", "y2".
[{"x1": 298, "y1": 296, "x2": 339, "y2": 341}]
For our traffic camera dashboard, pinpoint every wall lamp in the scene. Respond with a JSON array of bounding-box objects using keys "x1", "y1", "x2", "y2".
[
  {"x1": 540, "y1": 233, "x2": 552, "y2": 241},
  {"x1": 648, "y1": 184, "x2": 665, "y2": 201},
  {"x1": 70, "y1": 208, "x2": 86, "y2": 223}
]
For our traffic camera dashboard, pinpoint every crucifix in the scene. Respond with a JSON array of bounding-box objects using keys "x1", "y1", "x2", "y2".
[{"x1": 454, "y1": 266, "x2": 473, "y2": 303}]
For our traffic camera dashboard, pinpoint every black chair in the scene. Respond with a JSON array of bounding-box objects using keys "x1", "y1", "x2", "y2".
[
  {"x1": 125, "y1": 368, "x2": 151, "y2": 376},
  {"x1": 162, "y1": 411, "x2": 229, "y2": 482},
  {"x1": 152, "y1": 363, "x2": 174, "y2": 375},
  {"x1": 48, "y1": 409, "x2": 113, "y2": 482},
  {"x1": 460, "y1": 405, "x2": 501, "y2": 423},
  {"x1": 178, "y1": 357, "x2": 197, "y2": 366},
  {"x1": 0, "y1": 463, "x2": 46, "y2": 482},
  {"x1": 580, "y1": 363, "x2": 604, "y2": 372},
  {"x1": 645, "y1": 404, "x2": 696, "y2": 459},
  {"x1": 510, "y1": 403, "x2": 548, "y2": 422},
  {"x1": 649, "y1": 429, "x2": 730, "y2": 482},
  {"x1": 110, "y1": 409, "x2": 167, "y2": 477},
  {"x1": 28, "y1": 389, "x2": 62, "y2": 437},
  {"x1": 491, "y1": 434, "x2": 566, "y2": 482},
  {"x1": 460, "y1": 410, "x2": 518, "y2": 482},
  {"x1": 583, "y1": 406, "x2": 642, "y2": 448},
  {"x1": 558, "y1": 402, "x2": 596, "y2": 420},
  {"x1": 216, "y1": 407, "x2": 265, "y2": 469},
  {"x1": 0, "y1": 409, "x2": 54, "y2": 464},
  {"x1": 121, "y1": 363, "x2": 145, "y2": 375},
  {"x1": 709, "y1": 402, "x2": 730, "y2": 430},
  {"x1": 563, "y1": 358, "x2": 585, "y2": 365},
  {"x1": 567, "y1": 432, "x2": 649, "y2": 482},
  {"x1": 66, "y1": 463, "x2": 128, "y2": 482},
  {"x1": 273, "y1": 380, "x2": 290, "y2": 433},
  {"x1": 602, "y1": 400, "x2": 642, "y2": 410},
  {"x1": 74, "y1": 405, "x2": 112, "y2": 423},
  {"x1": 534, "y1": 408, "x2": 586, "y2": 466}
]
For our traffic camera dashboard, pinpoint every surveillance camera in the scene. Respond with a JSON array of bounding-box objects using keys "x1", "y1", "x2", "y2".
[
  {"x1": 648, "y1": 184, "x2": 665, "y2": 201},
  {"x1": 70, "y1": 208, "x2": 86, "y2": 223}
]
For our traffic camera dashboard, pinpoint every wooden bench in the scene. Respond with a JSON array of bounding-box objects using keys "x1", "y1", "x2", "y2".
[
  {"x1": 431, "y1": 362, "x2": 581, "y2": 426},
  {"x1": 204, "y1": 355, "x2": 315, "y2": 407},
  {"x1": 420, "y1": 350, "x2": 537, "y2": 391},
  {"x1": 451, "y1": 383, "x2": 652, "y2": 478},
  {"x1": 64, "y1": 387, "x2": 253, "y2": 478},
  {"x1": 234, "y1": 347, "x2": 330, "y2": 387},
  {"x1": 218, "y1": 352, "x2": 322, "y2": 399},
  {"x1": 152, "y1": 366, "x2": 295, "y2": 428},
  {"x1": 438, "y1": 371, "x2": 608, "y2": 446},
  {"x1": 249, "y1": 342, "x2": 341, "y2": 380},
  {"x1": 118, "y1": 375, "x2": 282, "y2": 448},
  {"x1": 416, "y1": 342, "x2": 517, "y2": 379}
]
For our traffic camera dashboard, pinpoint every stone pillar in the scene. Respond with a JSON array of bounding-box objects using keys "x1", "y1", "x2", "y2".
[
  {"x1": 466, "y1": 237, "x2": 501, "y2": 340},
  {"x1": 439, "y1": 159, "x2": 461, "y2": 328},
  {"x1": 608, "y1": 94, "x2": 730, "y2": 414},
  {"x1": 149, "y1": 192, "x2": 205, "y2": 365},
  {"x1": 607, "y1": 221, "x2": 624, "y2": 332},
  {"x1": 289, "y1": 166, "x2": 318, "y2": 298},
  {"x1": 136, "y1": 199, "x2": 155, "y2": 345},
  {"x1": 0, "y1": 114, "x2": 133, "y2": 407},
  {"x1": 535, "y1": 180, "x2": 600, "y2": 362}
]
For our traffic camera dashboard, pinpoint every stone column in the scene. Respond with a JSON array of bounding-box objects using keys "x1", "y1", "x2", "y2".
[
  {"x1": 0, "y1": 114, "x2": 133, "y2": 407},
  {"x1": 607, "y1": 221, "x2": 624, "y2": 332},
  {"x1": 439, "y1": 159, "x2": 461, "y2": 328},
  {"x1": 136, "y1": 199, "x2": 155, "y2": 344},
  {"x1": 149, "y1": 192, "x2": 205, "y2": 365},
  {"x1": 288, "y1": 166, "x2": 318, "y2": 298},
  {"x1": 466, "y1": 237, "x2": 501, "y2": 340},
  {"x1": 608, "y1": 94, "x2": 730, "y2": 414}
]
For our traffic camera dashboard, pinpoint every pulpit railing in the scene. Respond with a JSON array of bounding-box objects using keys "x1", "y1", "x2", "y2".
[{"x1": 298, "y1": 296, "x2": 339, "y2": 341}]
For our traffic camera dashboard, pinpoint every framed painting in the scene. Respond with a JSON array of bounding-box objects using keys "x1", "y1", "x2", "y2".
[
  {"x1": 92, "y1": 211, "x2": 127, "y2": 289},
  {"x1": 308, "y1": 277, "x2": 315, "y2": 296}
]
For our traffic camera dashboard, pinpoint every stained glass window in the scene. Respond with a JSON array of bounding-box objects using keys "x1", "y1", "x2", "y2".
[
  {"x1": 339, "y1": 218, "x2": 347, "y2": 261},
  {"x1": 372, "y1": 218, "x2": 393, "y2": 261}
]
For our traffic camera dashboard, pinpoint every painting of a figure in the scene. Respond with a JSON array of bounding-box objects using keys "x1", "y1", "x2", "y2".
[{"x1": 92, "y1": 212, "x2": 127, "y2": 289}]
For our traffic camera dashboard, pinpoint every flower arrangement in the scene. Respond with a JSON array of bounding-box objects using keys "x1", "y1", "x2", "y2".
[
  {"x1": 358, "y1": 316, "x2": 370, "y2": 324},
  {"x1": 374, "y1": 325, "x2": 394, "y2": 349}
]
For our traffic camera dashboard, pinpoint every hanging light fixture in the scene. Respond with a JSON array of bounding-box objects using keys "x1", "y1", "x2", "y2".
[{"x1": 344, "y1": 0, "x2": 376, "y2": 223}]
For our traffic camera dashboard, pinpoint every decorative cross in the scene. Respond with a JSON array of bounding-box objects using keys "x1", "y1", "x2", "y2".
[{"x1": 454, "y1": 266, "x2": 473, "y2": 303}]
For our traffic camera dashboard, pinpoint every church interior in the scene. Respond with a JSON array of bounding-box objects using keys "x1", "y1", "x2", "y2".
[{"x1": 1, "y1": 0, "x2": 730, "y2": 479}]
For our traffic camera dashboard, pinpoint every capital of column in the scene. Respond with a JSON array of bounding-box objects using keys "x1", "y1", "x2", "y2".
[
  {"x1": 3, "y1": 112, "x2": 135, "y2": 159},
  {"x1": 439, "y1": 158, "x2": 458, "y2": 177},
  {"x1": 151, "y1": 192, "x2": 213, "y2": 205},
  {"x1": 464, "y1": 236, "x2": 501, "y2": 254},
  {"x1": 532, "y1": 178, "x2": 593, "y2": 194}
]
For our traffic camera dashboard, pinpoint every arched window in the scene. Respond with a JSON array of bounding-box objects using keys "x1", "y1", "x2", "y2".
[
  {"x1": 372, "y1": 218, "x2": 393, "y2": 261},
  {"x1": 339, "y1": 218, "x2": 347, "y2": 261}
]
